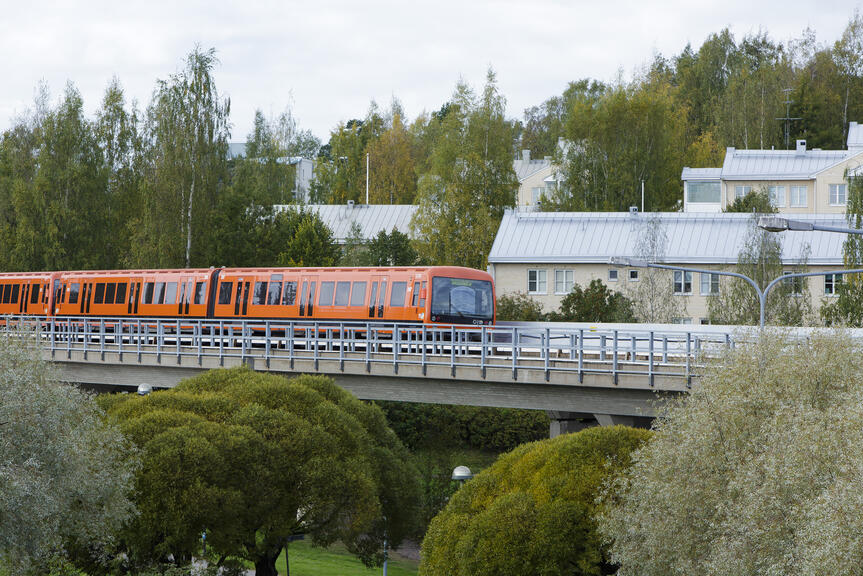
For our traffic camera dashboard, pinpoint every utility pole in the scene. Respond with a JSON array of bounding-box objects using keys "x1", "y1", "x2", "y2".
[
  {"x1": 366, "y1": 152, "x2": 370, "y2": 204},
  {"x1": 776, "y1": 88, "x2": 801, "y2": 149}
]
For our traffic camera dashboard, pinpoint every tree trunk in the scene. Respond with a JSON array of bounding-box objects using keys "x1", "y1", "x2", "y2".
[{"x1": 254, "y1": 551, "x2": 279, "y2": 576}]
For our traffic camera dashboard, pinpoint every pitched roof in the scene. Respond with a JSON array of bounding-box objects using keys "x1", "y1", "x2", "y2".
[
  {"x1": 720, "y1": 148, "x2": 853, "y2": 180},
  {"x1": 488, "y1": 210, "x2": 847, "y2": 266},
  {"x1": 274, "y1": 204, "x2": 417, "y2": 244}
]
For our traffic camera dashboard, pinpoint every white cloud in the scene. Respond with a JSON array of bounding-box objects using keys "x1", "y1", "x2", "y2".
[{"x1": 0, "y1": 0, "x2": 860, "y2": 140}]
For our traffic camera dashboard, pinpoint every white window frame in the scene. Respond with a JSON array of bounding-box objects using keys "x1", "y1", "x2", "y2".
[
  {"x1": 825, "y1": 273, "x2": 844, "y2": 296},
  {"x1": 672, "y1": 317, "x2": 693, "y2": 325},
  {"x1": 528, "y1": 269, "x2": 547, "y2": 294},
  {"x1": 829, "y1": 183, "x2": 847, "y2": 206},
  {"x1": 783, "y1": 271, "x2": 804, "y2": 296},
  {"x1": 673, "y1": 270, "x2": 692, "y2": 295},
  {"x1": 531, "y1": 187, "x2": 545, "y2": 204},
  {"x1": 768, "y1": 185, "x2": 786, "y2": 207},
  {"x1": 734, "y1": 185, "x2": 752, "y2": 200},
  {"x1": 700, "y1": 272, "x2": 719, "y2": 295},
  {"x1": 790, "y1": 185, "x2": 808, "y2": 208},
  {"x1": 628, "y1": 269, "x2": 639, "y2": 282},
  {"x1": 554, "y1": 269, "x2": 574, "y2": 294},
  {"x1": 608, "y1": 269, "x2": 619, "y2": 282}
]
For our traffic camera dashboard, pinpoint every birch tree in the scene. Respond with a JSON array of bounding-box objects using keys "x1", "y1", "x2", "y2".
[{"x1": 626, "y1": 214, "x2": 686, "y2": 322}]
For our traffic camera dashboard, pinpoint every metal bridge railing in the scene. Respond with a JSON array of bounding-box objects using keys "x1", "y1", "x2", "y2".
[{"x1": 4, "y1": 316, "x2": 738, "y2": 387}]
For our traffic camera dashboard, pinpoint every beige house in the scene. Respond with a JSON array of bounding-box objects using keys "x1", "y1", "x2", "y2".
[
  {"x1": 513, "y1": 139, "x2": 568, "y2": 206},
  {"x1": 488, "y1": 209, "x2": 847, "y2": 324},
  {"x1": 682, "y1": 124, "x2": 863, "y2": 213}
]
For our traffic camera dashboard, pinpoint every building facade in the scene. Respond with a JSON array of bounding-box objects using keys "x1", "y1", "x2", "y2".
[
  {"x1": 682, "y1": 125, "x2": 863, "y2": 213},
  {"x1": 488, "y1": 209, "x2": 847, "y2": 324},
  {"x1": 513, "y1": 139, "x2": 568, "y2": 206}
]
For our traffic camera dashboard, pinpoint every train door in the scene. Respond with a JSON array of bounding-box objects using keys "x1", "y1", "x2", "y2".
[
  {"x1": 127, "y1": 278, "x2": 142, "y2": 316},
  {"x1": 298, "y1": 274, "x2": 318, "y2": 318},
  {"x1": 368, "y1": 274, "x2": 388, "y2": 320},
  {"x1": 233, "y1": 277, "x2": 251, "y2": 318}
]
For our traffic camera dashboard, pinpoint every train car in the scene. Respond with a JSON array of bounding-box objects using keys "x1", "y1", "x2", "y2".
[{"x1": 5, "y1": 265, "x2": 495, "y2": 326}]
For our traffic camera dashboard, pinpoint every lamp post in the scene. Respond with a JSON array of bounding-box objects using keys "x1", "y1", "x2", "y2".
[
  {"x1": 758, "y1": 216, "x2": 863, "y2": 235},
  {"x1": 609, "y1": 257, "x2": 863, "y2": 328}
]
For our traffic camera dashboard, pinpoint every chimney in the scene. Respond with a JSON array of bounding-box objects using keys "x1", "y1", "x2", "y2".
[
  {"x1": 796, "y1": 139, "x2": 807, "y2": 155},
  {"x1": 347, "y1": 199, "x2": 355, "y2": 209},
  {"x1": 522, "y1": 149, "x2": 531, "y2": 163}
]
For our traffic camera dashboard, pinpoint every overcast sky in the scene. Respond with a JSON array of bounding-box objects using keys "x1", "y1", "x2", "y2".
[{"x1": 1, "y1": 0, "x2": 860, "y2": 142}]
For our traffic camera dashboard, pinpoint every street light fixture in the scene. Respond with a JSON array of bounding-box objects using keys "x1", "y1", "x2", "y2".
[
  {"x1": 452, "y1": 466, "x2": 473, "y2": 482},
  {"x1": 757, "y1": 216, "x2": 863, "y2": 235},
  {"x1": 609, "y1": 257, "x2": 863, "y2": 328}
]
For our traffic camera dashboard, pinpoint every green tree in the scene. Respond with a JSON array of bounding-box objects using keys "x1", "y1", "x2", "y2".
[
  {"x1": 549, "y1": 279, "x2": 637, "y2": 322},
  {"x1": 132, "y1": 46, "x2": 230, "y2": 268},
  {"x1": 420, "y1": 426, "x2": 651, "y2": 576},
  {"x1": 367, "y1": 228, "x2": 418, "y2": 266},
  {"x1": 626, "y1": 214, "x2": 687, "y2": 323},
  {"x1": 102, "y1": 367, "x2": 420, "y2": 576},
  {"x1": 600, "y1": 332, "x2": 863, "y2": 576},
  {"x1": 411, "y1": 70, "x2": 518, "y2": 268},
  {"x1": 367, "y1": 102, "x2": 417, "y2": 204},
  {"x1": 724, "y1": 187, "x2": 776, "y2": 213},
  {"x1": 339, "y1": 221, "x2": 370, "y2": 266},
  {"x1": 708, "y1": 217, "x2": 812, "y2": 325},
  {"x1": 822, "y1": 173, "x2": 863, "y2": 325},
  {"x1": 495, "y1": 291, "x2": 546, "y2": 321},
  {"x1": 0, "y1": 334, "x2": 137, "y2": 574}
]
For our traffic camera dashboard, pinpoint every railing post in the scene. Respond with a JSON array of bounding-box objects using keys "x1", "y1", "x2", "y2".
[
  {"x1": 421, "y1": 325, "x2": 427, "y2": 376},
  {"x1": 176, "y1": 319, "x2": 181, "y2": 364},
  {"x1": 612, "y1": 330, "x2": 618, "y2": 385},
  {"x1": 365, "y1": 323, "x2": 372, "y2": 373},
  {"x1": 450, "y1": 325, "x2": 456, "y2": 378},
  {"x1": 393, "y1": 324, "x2": 399, "y2": 375},
  {"x1": 511, "y1": 326, "x2": 518, "y2": 380},
  {"x1": 544, "y1": 327, "x2": 550, "y2": 382},
  {"x1": 136, "y1": 319, "x2": 142, "y2": 363},
  {"x1": 156, "y1": 320, "x2": 163, "y2": 364},
  {"x1": 265, "y1": 321, "x2": 272, "y2": 369},
  {"x1": 480, "y1": 326, "x2": 487, "y2": 379},
  {"x1": 578, "y1": 329, "x2": 584, "y2": 384},
  {"x1": 117, "y1": 318, "x2": 123, "y2": 361},
  {"x1": 197, "y1": 321, "x2": 203, "y2": 366},
  {"x1": 219, "y1": 320, "x2": 224, "y2": 367},
  {"x1": 313, "y1": 321, "x2": 319, "y2": 371},
  {"x1": 288, "y1": 321, "x2": 294, "y2": 370},
  {"x1": 99, "y1": 318, "x2": 105, "y2": 361},
  {"x1": 648, "y1": 331, "x2": 655, "y2": 387},
  {"x1": 339, "y1": 322, "x2": 345, "y2": 372},
  {"x1": 685, "y1": 332, "x2": 692, "y2": 389},
  {"x1": 50, "y1": 318, "x2": 56, "y2": 358}
]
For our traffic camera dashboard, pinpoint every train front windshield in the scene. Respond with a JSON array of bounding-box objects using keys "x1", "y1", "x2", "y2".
[{"x1": 430, "y1": 277, "x2": 494, "y2": 324}]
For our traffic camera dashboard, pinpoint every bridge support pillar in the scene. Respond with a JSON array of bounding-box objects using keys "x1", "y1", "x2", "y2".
[
  {"x1": 547, "y1": 411, "x2": 596, "y2": 438},
  {"x1": 594, "y1": 413, "x2": 653, "y2": 429}
]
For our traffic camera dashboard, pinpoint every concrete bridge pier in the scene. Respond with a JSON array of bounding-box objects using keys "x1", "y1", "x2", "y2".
[{"x1": 547, "y1": 411, "x2": 654, "y2": 438}]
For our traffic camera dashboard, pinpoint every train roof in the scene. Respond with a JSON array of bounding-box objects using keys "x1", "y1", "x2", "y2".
[{"x1": 0, "y1": 266, "x2": 491, "y2": 277}]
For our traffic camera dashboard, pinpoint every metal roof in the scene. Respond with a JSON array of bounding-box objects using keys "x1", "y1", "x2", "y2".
[
  {"x1": 488, "y1": 210, "x2": 848, "y2": 266},
  {"x1": 849, "y1": 122, "x2": 863, "y2": 151},
  {"x1": 512, "y1": 158, "x2": 551, "y2": 181},
  {"x1": 680, "y1": 167, "x2": 721, "y2": 180},
  {"x1": 720, "y1": 148, "x2": 853, "y2": 180},
  {"x1": 274, "y1": 204, "x2": 417, "y2": 244}
]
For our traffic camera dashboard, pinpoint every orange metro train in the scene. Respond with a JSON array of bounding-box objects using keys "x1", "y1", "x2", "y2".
[{"x1": 0, "y1": 266, "x2": 496, "y2": 326}]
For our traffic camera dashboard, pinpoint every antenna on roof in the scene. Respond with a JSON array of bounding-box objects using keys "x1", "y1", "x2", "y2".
[{"x1": 776, "y1": 88, "x2": 801, "y2": 150}]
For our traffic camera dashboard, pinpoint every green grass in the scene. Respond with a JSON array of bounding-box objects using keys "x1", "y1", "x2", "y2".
[{"x1": 275, "y1": 540, "x2": 419, "y2": 576}]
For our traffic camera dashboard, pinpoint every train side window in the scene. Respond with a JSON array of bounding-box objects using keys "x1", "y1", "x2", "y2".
[
  {"x1": 115, "y1": 283, "x2": 126, "y2": 304},
  {"x1": 194, "y1": 282, "x2": 206, "y2": 304},
  {"x1": 267, "y1": 280, "x2": 282, "y2": 305},
  {"x1": 319, "y1": 282, "x2": 335, "y2": 306},
  {"x1": 94, "y1": 283, "x2": 106, "y2": 304},
  {"x1": 218, "y1": 282, "x2": 233, "y2": 305},
  {"x1": 412, "y1": 282, "x2": 420, "y2": 306},
  {"x1": 105, "y1": 283, "x2": 116, "y2": 304},
  {"x1": 335, "y1": 282, "x2": 350, "y2": 306},
  {"x1": 420, "y1": 281, "x2": 427, "y2": 307},
  {"x1": 2, "y1": 284, "x2": 9, "y2": 304},
  {"x1": 369, "y1": 282, "x2": 378, "y2": 316},
  {"x1": 154, "y1": 282, "x2": 166, "y2": 305},
  {"x1": 143, "y1": 282, "x2": 155, "y2": 304},
  {"x1": 282, "y1": 281, "x2": 297, "y2": 305},
  {"x1": 165, "y1": 282, "x2": 177, "y2": 305},
  {"x1": 31, "y1": 284, "x2": 40, "y2": 304},
  {"x1": 253, "y1": 281, "x2": 268, "y2": 305},
  {"x1": 185, "y1": 281, "x2": 193, "y2": 304},
  {"x1": 390, "y1": 282, "x2": 407, "y2": 307},
  {"x1": 350, "y1": 282, "x2": 366, "y2": 306},
  {"x1": 69, "y1": 283, "x2": 80, "y2": 305},
  {"x1": 11, "y1": 284, "x2": 19, "y2": 304}
]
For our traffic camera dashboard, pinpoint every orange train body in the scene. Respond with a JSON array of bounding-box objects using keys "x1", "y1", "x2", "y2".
[{"x1": 0, "y1": 266, "x2": 496, "y2": 326}]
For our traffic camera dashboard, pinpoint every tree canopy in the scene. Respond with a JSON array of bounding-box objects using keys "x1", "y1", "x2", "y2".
[
  {"x1": 420, "y1": 425, "x2": 650, "y2": 576},
  {"x1": 0, "y1": 334, "x2": 137, "y2": 575},
  {"x1": 100, "y1": 367, "x2": 420, "y2": 576},
  {"x1": 600, "y1": 331, "x2": 863, "y2": 576}
]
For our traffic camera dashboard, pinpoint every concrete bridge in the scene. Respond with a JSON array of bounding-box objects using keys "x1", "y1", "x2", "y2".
[{"x1": 11, "y1": 317, "x2": 739, "y2": 435}]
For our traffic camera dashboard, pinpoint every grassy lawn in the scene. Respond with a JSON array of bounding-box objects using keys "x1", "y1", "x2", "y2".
[{"x1": 275, "y1": 540, "x2": 419, "y2": 576}]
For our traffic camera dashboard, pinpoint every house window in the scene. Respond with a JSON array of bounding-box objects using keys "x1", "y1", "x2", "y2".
[
  {"x1": 672, "y1": 317, "x2": 693, "y2": 325},
  {"x1": 629, "y1": 269, "x2": 639, "y2": 281},
  {"x1": 528, "y1": 269, "x2": 547, "y2": 293},
  {"x1": 531, "y1": 187, "x2": 545, "y2": 204},
  {"x1": 700, "y1": 272, "x2": 719, "y2": 295},
  {"x1": 554, "y1": 269, "x2": 574, "y2": 294},
  {"x1": 700, "y1": 317, "x2": 711, "y2": 325},
  {"x1": 687, "y1": 181, "x2": 721, "y2": 203},
  {"x1": 608, "y1": 269, "x2": 619, "y2": 282},
  {"x1": 829, "y1": 183, "x2": 847, "y2": 206},
  {"x1": 783, "y1": 272, "x2": 804, "y2": 295},
  {"x1": 768, "y1": 186, "x2": 786, "y2": 207},
  {"x1": 790, "y1": 185, "x2": 808, "y2": 207},
  {"x1": 735, "y1": 185, "x2": 752, "y2": 199},
  {"x1": 825, "y1": 273, "x2": 844, "y2": 296},
  {"x1": 673, "y1": 271, "x2": 692, "y2": 295}
]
